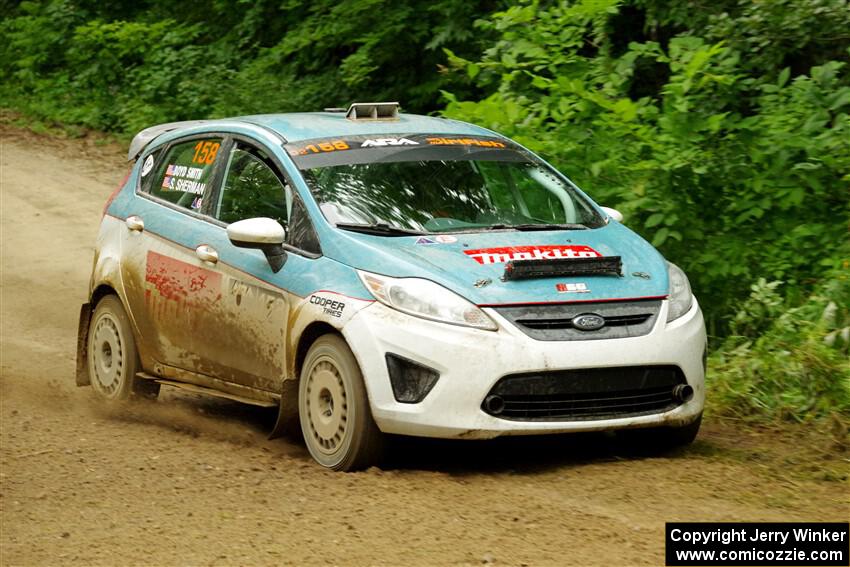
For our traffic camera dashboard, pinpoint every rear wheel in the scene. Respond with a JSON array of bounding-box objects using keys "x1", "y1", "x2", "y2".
[
  {"x1": 87, "y1": 295, "x2": 159, "y2": 401},
  {"x1": 298, "y1": 334, "x2": 383, "y2": 471}
]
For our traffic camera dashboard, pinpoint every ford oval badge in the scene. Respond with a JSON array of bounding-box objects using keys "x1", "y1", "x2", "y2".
[{"x1": 572, "y1": 313, "x2": 605, "y2": 331}]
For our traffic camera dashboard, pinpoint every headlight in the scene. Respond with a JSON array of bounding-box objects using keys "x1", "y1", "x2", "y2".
[
  {"x1": 667, "y1": 262, "x2": 694, "y2": 322},
  {"x1": 358, "y1": 271, "x2": 498, "y2": 331}
]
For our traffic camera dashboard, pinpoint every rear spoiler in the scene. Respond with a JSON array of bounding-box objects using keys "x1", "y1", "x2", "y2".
[{"x1": 127, "y1": 120, "x2": 209, "y2": 161}]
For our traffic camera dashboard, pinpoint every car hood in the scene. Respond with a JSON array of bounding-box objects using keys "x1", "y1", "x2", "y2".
[{"x1": 324, "y1": 222, "x2": 669, "y2": 305}]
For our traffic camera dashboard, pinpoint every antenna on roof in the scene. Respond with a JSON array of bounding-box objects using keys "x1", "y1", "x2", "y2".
[
  {"x1": 346, "y1": 102, "x2": 400, "y2": 121},
  {"x1": 324, "y1": 107, "x2": 346, "y2": 112}
]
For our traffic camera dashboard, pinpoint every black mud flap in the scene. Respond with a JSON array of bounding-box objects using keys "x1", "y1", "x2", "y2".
[
  {"x1": 268, "y1": 378, "x2": 299, "y2": 440},
  {"x1": 76, "y1": 303, "x2": 92, "y2": 386}
]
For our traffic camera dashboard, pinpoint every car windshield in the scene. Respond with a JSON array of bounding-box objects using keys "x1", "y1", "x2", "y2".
[{"x1": 287, "y1": 135, "x2": 604, "y2": 234}]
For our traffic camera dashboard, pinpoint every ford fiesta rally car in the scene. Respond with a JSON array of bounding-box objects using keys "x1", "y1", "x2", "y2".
[{"x1": 77, "y1": 102, "x2": 707, "y2": 471}]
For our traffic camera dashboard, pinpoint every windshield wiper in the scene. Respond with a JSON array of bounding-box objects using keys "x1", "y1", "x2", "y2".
[
  {"x1": 508, "y1": 223, "x2": 589, "y2": 231},
  {"x1": 477, "y1": 223, "x2": 588, "y2": 231},
  {"x1": 335, "y1": 222, "x2": 426, "y2": 236}
]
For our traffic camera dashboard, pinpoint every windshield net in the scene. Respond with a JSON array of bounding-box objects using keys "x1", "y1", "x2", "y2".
[{"x1": 286, "y1": 134, "x2": 604, "y2": 233}]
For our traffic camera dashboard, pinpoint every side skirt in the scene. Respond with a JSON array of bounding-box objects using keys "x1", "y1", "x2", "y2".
[
  {"x1": 142, "y1": 366, "x2": 281, "y2": 407},
  {"x1": 146, "y1": 376, "x2": 278, "y2": 408}
]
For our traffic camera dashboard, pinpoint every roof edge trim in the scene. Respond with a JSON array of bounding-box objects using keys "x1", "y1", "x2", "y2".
[{"x1": 127, "y1": 120, "x2": 209, "y2": 161}]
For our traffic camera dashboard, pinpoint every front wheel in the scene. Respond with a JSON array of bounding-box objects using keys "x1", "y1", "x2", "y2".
[
  {"x1": 87, "y1": 295, "x2": 159, "y2": 401},
  {"x1": 298, "y1": 334, "x2": 384, "y2": 471}
]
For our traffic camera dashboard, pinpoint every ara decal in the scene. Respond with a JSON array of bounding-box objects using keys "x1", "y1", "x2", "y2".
[{"x1": 361, "y1": 138, "x2": 418, "y2": 147}]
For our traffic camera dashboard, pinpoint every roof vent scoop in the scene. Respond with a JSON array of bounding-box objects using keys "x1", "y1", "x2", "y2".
[{"x1": 346, "y1": 102, "x2": 400, "y2": 121}]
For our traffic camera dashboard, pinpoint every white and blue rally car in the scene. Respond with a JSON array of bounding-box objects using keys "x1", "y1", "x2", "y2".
[{"x1": 77, "y1": 102, "x2": 707, "y2": 470}]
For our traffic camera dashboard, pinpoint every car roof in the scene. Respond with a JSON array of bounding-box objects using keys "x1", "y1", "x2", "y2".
[
  {"x1": 128, "y1": 111, "x2": 500, "y2": 160},
  {"x1": 240, "y1": 112, "x2": 495, "y2": 142}
]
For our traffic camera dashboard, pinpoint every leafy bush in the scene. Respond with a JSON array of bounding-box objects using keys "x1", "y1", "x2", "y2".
[
  {"x1": 710, "y1": 254, "x2": 850, "y2": 422},
  {"x1": 1, "y1": 0, "x2": 500, "y2": 132}
]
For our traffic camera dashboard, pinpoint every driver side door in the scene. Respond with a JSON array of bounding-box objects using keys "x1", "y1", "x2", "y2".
[{"x1": 194, "y1": 140, "x2": 319, "y2": 392}]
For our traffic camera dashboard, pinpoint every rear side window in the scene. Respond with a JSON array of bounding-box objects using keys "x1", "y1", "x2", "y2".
[
  {"x1": 138, "y1": 149, "x2": 162, "y2": 193},
  {"x1": 147, "y1": 138, "x2": 222, "y2": 211}
]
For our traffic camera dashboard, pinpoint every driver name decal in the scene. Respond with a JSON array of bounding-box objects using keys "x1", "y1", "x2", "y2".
[{"x1": 464, "y1": 245, "x2": 601, "y2": 265}]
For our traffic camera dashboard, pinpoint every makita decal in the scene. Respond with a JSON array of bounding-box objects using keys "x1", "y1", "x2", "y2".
[{"x1": 464, "y1": 245, "x2": 601, "y2": 265}]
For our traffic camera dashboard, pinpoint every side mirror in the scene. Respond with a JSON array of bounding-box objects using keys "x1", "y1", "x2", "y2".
[
  {"x1": 601, "y1": 206, "x2": 624, "y2": 223},
  {"x1": 227, "y1": 217, "x2": 287, "y2": 273}
]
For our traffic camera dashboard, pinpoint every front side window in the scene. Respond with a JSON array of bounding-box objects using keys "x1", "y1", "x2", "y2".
[
  {"x1": 288, "y1": 134, "x2": 604, "y2": 234},
  {"x1": 147, "y1": 138, "x2": 222, "y2": 211},
  {"x1": 216, "y1": 143, "x2": 321, "y2": 254},
  {"x1": 216, "y1": 145, "x2": 291, "y2": 226}
]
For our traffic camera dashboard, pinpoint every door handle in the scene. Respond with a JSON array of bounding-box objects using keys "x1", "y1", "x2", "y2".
[
  {"x1": 125, "y1": 215, "x2": 144, "y2": 232},
  {"x1": 195, "y1": 244, "x2": 219, "y2": 264}
]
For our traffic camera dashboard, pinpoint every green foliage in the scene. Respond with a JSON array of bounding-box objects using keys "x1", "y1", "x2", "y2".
[
  {"x1": 1, "y1": 0, "x2": 501, "y2": 133},
  {"x1": 710, "y1": 252, "x2": 850, "y2": 422},
  {"x1": 637, "y1": 0, "x2": 850, "y2": 76}
]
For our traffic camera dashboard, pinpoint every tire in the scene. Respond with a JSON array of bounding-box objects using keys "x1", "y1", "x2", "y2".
[
  {"x1": 87, "y1": 295, "x2": 160, "y2": 401},
  {"x1": 298, "y1": 334, "x2": 384, "y2": 471},
  {"x1": 621, "y1": 413, "x2": 702, "y2": 452}
]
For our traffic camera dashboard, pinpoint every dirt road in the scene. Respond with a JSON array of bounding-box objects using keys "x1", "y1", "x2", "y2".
[{"x1": 1, "y1": 123, "x2": 847, "y2": 567}]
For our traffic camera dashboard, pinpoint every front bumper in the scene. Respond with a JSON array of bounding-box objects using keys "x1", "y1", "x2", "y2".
[{"x1": 343, "y1": 298, "x2": 706, "y2": 439}]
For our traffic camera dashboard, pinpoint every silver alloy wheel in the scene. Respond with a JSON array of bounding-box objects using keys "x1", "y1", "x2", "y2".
[
  {"x1": 298, "y1": 335, "x2": 384, "y2": 471},
  {"x1": 304, "y1": 358, "x2": 349, "y2": 455},
  {"x1": 91, "y1": 312, "x2": 125, "y2": 397}
]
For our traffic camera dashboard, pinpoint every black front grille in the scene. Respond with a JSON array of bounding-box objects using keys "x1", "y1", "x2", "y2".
[
  {"x1": 517, "y1": 313, "x2": 651, "y2": 330},
  {"x1": 483, "y1": 365, "x2": 686, "y2": 421},
  {"x1": 495, "y1": 300, "x2": 661, "y2": 341}
]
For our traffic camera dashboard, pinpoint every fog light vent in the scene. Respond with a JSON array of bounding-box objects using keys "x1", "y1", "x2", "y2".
[{"x1": 385, "y1": 354, "x2": 440, "y2": 404}]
